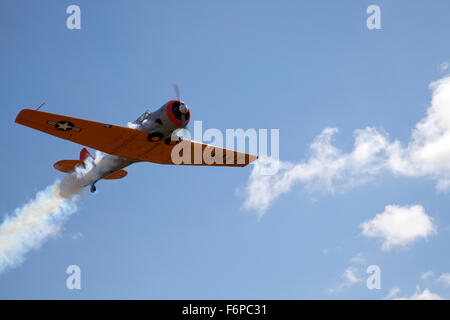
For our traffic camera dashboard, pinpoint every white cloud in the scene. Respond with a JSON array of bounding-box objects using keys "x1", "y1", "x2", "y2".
[
  {"x1": 440, "y1": 62, "x2": 449, "y2": 73},
  {"x1": 243, "y1": 127, "x2": 389, "y2": 214},
  {"x1": 420, "y1": 270, "x2": 434, "y2": 281},
  {"x1": 243, "y1": 76, "x2": 450, "y2": 215},
  {"x1": 71, "y1": 232, "x2": 83, "y2": 240},
  {"x1": 438, "y1": 273, "x2": 450, "y2": 287},
  {"x1": 436, "y1": 179, "x2": 450, "y2": 192},
  {"x1": 328, "y1": 266, "x2": 363, "y2": 293},
  {"x1": 342, "y1": 266, "x2": 362, "y2": 285},
  {"x1": 394, "y1": 287, "x2": 443, "y2": 300},
  {"x1": 360, "y1": 205, "x2": 436, "y2": 251},
  {"x1": 327, "y1": 253, "x2": 368, "y2": 293},
  {"x1": 349, "y1": 252, "x2": 366, "y2": 264},
  {"x1": 385, "y1": 287, "x2": 401, "y2": 299}
]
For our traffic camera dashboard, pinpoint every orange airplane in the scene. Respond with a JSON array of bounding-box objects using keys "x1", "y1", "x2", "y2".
[{"x1": 15, "y1": 85, "x2": 258, "y2": 192}]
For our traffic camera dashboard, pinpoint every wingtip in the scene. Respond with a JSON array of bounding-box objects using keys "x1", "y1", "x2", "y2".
[
  {"x1": 246, "y1": 154, "x2": 259, "y2": 166},
  {"x1": 15, "y1": 109, "x2": 28, "y2": 124},
  {"x1": 15, "y1": 108, "x2": 41, "y2": 124}
]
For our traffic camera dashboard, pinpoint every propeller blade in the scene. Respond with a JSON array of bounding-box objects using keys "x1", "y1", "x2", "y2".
[
  {"x1": 173, "y1": 83, "x2": 181, "y2": 101},
  {"x1": 181, "y1": 113, "x2": 186, "y2": 128},
  {"x1": 173, "y1": 83, "x2": 187, "y2": 128}
]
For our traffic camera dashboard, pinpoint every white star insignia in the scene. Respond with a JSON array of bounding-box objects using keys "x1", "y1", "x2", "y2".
[{"x1": 56, "y1": 122, "x2": 72, "y2": 131}]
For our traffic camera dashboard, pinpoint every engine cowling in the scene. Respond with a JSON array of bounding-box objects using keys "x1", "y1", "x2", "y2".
[
  {"x1": 132, "y1": 100, "x2": 191, "y2": 143},
  {"x1": 165, "y1": 100, "x2": 190, "y2": 127}
]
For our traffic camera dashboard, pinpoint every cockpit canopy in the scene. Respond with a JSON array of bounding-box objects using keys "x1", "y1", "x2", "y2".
[{"x1": 133, "y1": 110, "x2": 152, "y2": 126}]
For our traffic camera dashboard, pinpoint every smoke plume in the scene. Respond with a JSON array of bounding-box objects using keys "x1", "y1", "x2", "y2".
[{"x1": 0, "y1": 153, "x2": 103, "y2": 274}]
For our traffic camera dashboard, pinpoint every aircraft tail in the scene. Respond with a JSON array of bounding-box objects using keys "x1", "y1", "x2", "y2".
[
  {"x1": 53, "y1": 148, "x2": 127, "y2": 180},
  {"x1": 79, "y1": 147, "x2": 93, "y2": 162}
]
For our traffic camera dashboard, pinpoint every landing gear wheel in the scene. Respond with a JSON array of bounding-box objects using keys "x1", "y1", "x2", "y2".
[
  {"x1": 147, "y1": 132, "x2": 164, "y2": 142},
  {"x1": 164, "y1": 136, "x2": 181, "y2": 145},
  {"x1": 90, "y1": 184, "x2": 96, "y2": 193}
]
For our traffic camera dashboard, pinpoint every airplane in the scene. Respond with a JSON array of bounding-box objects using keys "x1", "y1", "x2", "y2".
[{"x1": 15, "y1": 85, "x2": 258, "y2": 193}]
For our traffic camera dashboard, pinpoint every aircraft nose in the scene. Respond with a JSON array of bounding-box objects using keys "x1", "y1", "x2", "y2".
[{"x1": 179, "y1": 104, "x2": 189, "y2": 114}]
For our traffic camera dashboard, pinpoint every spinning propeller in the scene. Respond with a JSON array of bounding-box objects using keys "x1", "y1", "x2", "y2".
[{"x1": 173, "y1": 83, "x2": 189, "y2": 128}]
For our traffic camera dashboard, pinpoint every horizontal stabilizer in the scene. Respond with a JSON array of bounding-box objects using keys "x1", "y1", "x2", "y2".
[
  {"x1": 104, "y1": 169, "x2": 128, "y2": 180},
  {"x1": 53, "y1": 160, "x2": 83, "y2": 173},
  {"x1": 54, "y1": 152, "x2": 127, "y2": 180}
]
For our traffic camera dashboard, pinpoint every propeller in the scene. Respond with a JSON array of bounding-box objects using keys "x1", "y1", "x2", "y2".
[
  {"x1": 173, "y1": 83, "x2": 189, "y2": 128},
  {"x1": 173, "y1": 82, "x2": 181, "y2": 101},
  {"x1": 181, "y1": 111, "x2": 186, "y2": 128}
]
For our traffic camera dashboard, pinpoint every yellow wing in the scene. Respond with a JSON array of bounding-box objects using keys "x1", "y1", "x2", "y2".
[{"x1": 15, "y1": 109, "x2": 258, "y2": 167}]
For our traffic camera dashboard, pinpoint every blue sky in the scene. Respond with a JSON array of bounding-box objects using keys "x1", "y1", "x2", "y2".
[{"x1": 1, "y1": 0, "x2": 450, "y2": 299}]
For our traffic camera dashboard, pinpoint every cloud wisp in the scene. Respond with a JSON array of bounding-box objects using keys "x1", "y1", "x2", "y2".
[
  {"x1": 243, "y1": 76, "x2": 450, "y2": 216},
  {"x1": 327, "y1": 253, "x2": 366, "y2": 294},
  {"x1": 420, "y1": 270, "x2": 435, "y2": 281},
  {"x1": 437, "y1": 273, "x2": 450, "y2": 287},
  {"x1": 389, "y1": 287, "x2": 443, "y2": 300}
]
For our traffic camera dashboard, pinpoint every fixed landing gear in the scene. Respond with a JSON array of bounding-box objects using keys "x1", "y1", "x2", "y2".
[
  {"x1": 147, "y1": 132, "x2": 163, "y2": 142},
  {"x1": 147, "y1": 132, "x2": 181, "y2": 145},
  {"x1": 164, "y1": 136, "x2": 181, "y2": 145},
  {"x1": 90, "y1": 184, "x2": 96, "y2": 193}
]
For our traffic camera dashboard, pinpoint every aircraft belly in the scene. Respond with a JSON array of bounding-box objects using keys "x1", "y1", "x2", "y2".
[
  {"x1": 96, "y1": 155, "x2": 135, "y2": 180},
  {"x1": 81, "y1": 154, "x2": 136, "y2": 187}
]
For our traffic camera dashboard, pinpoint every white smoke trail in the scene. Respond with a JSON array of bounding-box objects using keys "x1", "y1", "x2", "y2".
[{"x1": 0, "y1": 153, "x2": 102, "y2": 274}]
